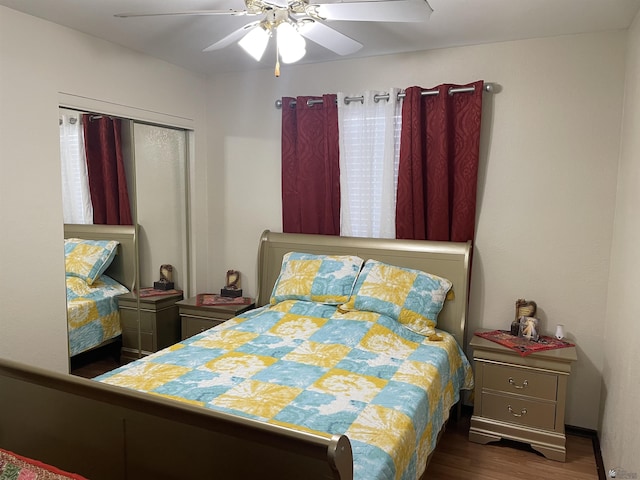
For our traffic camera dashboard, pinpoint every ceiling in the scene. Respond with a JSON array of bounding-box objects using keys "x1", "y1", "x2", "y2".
[{"x1": 1, "y1": 0, "x2": 639, "y2": 76}]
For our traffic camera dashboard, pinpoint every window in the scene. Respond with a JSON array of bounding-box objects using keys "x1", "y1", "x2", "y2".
[{"x1": 337, "y1": 89, "x2": 402, "y2": 238}]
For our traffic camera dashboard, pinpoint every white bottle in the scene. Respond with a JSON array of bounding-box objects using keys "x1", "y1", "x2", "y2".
[{"x1": 555, "y1": 324, "x2": 565, "y2": 340}]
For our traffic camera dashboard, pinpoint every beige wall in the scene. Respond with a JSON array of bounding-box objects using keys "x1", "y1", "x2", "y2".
[
  {"x1": 0, "y1": 6, "x2": 210, "y2": 373},
  {"x1": 208, "y1": 31, "x2": 627, "y2": 429},
  {"x1": 601, "y1": 11, "x2": 640, "y2": 477}
]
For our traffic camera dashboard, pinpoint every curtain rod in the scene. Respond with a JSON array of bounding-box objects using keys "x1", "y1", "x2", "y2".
[{"x1": 275, "y1": 83, "x2": 495, "y2": 109}]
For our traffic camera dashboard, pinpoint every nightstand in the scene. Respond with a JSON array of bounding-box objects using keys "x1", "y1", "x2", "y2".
[
  {"x1": 468, "y1": 331, "x2": 577, "y2": 461},
  {"x1": 177, "y1": 296, "x2": 255, "y2": 340},
  {"x1": 118, "y1": 291, "x2": 184, "y2": 361}
]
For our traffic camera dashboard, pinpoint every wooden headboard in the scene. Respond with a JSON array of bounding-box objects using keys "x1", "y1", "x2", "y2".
[
  {"x1": 64, "y1": 224, "x2": 137, "y2": 291},
  {"x1": 256, "y1": 231, "x2": 472, "y2": 347}
]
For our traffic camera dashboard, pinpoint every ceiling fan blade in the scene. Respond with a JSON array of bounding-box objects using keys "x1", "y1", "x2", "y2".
[
  {"x1": 262, "y1": 0, "x2": 289, "y2": 8},
  {"x1": 312, "y1": 0, "x2": 433, "y2": 23},
  {"x1": 202, "y1": 21, "x2": 262, "y2": 52},
  {"x1": 115, "y1": 10, "x2": 248, "y2": 18},
  {"x1": 299, "y1": 21, "x2": 362, "y2": 56}
]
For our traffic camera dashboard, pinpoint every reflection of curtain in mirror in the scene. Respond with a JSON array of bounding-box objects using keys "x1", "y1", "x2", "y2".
[
  {"x1": 60, "y1": 110, "x2": 93, "y2": 224},
  {"x1": 82, "y1": 115, "x2": 133, "y2": 225}
]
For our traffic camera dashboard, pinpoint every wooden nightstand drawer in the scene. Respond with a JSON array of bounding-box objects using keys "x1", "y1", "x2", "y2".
[
  {"x1": 177, "y1": 297, "x2": 255, "y2": 341},
  {"x1": 120, "y1": 309, "x2": 156, "y2": 333},
  {"x1": 119, "y1": 308, "x2": 137, "y2": 330},
  {"x1": 118, "y1": 291, "x2": 183, "y2": 360},
  {"x1": 182, "y1": 316, "x2": 223, "y2": 338},
  {"x1": 120, "y1": 305, "x2": 178, "y2": 334},
  {"x1": 122, "y1": 329, "x2": 154, "y2": 352},
  {"x1": 481, "y1": 392, "x2": 556, "y2": 430},
  {"x1": 483, "y1": 363, "x2": 558, "y2": 401}
]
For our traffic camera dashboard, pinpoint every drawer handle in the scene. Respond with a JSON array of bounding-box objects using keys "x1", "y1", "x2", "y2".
[
  {"x1": 508, "y1": 377, "x2": 528, "y2": 389},
  {"x1": 508, "y1": 405, "x2": 527, "y2": 417}
]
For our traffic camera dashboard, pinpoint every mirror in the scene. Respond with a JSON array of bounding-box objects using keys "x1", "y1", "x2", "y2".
[
  {"x1": 132, "y1": 122, "x2": 189, "y2": 291},
  {"x1": 61, "y1": 108, "x2": 190, "y2": 373}
]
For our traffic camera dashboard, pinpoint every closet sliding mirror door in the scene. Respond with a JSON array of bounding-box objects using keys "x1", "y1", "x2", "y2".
[
  {"x1": 133, "y1": 122, "x2": 189, "y2": 293},
  {"x1": 118, "y1": 121, "x2": 190, "y2": 362},
  {"x1": 62, "y1": 108, "x2": 190, "y2": 370}
]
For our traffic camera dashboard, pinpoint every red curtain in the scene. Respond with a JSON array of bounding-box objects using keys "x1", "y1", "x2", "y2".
[
  {"x1": 281, "y1": 95, "x2": 340, "y2": 235},
  {"x1": 82, "y1": 115, "x2": 133, "y2": 225},
  {"x1": 395, "y1": 81, "x2": 483, "y2": 242}
]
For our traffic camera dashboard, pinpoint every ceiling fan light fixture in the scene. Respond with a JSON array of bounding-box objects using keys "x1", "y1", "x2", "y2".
[
  {"x1": 238, "y1": 25, "x2": 270, "y2": 61},
  {"x1": 277, "y1": 22, "x2": 306, "y2": 64}
]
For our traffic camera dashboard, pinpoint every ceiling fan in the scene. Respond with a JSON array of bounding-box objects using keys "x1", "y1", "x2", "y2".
[{"x1": 115, "y1": 0, "x2": 433, "y2": 76}]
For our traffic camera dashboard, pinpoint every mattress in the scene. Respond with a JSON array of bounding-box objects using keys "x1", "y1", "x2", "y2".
[
  {"x1": 97, "y1": 299, "x2": 473, "y2": 480},
  {"x1": 67, "y1": 274, "x2": 129, "y2": 356}
]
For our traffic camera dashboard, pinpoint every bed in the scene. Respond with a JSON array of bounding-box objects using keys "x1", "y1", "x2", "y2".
[
  {"x1": 63, "y1": 224, "x2": 136, "y2": 357},
  {"x1": 0, "y1": 230, "x2": 473, "y2": 480}
]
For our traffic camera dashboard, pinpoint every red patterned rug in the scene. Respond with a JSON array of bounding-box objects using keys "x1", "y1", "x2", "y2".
[
  {"x1": 475, "y1": 330, "x2": 575, "y2": 356},
  {"x1": 0, "y1": 448, "x2": 88, "y2": 480}
]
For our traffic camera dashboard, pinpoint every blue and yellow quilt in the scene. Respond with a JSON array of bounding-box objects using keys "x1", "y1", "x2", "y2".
[
  {"x1": 67, "y1": 274, "x2": 128, "y2": 356},
  {"x1": 97, "y1": 300, "x2": 473, "y2": 480}
]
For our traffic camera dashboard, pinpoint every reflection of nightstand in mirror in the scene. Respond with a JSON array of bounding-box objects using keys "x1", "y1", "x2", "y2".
[
  {"x1": 469, "y1": 331, "x2": 577, "y2": 462},
  {"x1": 118, "y1": 291, "x2": 183, "y2": 361},
  {"x1": 178, "y1": 296, "x2": 254, "y2": 340}
]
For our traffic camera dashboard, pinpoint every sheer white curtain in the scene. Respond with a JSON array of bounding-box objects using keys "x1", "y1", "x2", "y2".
[
  {"x1": 60, "y1": 109, "x2": 93, "y2": 224},
  {"x1": 337, "y1": 89, "x2": 402, "y2": 238}
]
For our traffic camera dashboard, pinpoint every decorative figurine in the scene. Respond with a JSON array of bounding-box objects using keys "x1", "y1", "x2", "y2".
[
  {"x1": 153, "y1": 264, "x2": 174, "y2": 290},
  {"x1": 221, "y1": 269, "x2": 243, "y2": 297},
  {"x1": 518, "y1": 316, "x2": 539, "y2": 341},
  {"x1": 510, "y1": 299, "x2": 538, "y2": 336}
]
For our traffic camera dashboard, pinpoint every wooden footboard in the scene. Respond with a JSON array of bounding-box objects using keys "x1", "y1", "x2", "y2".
[{"x1": 0, "y1": 358, "x2": 353, "y2": 480}]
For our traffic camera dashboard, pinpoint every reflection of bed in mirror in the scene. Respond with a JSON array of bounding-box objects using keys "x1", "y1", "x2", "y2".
[
  {"x1": 1, "y1": 231, "x2": 472, "y2": 480},
  {"x1": 64, "y1": 224, "x2": 136, "y2": 357}
]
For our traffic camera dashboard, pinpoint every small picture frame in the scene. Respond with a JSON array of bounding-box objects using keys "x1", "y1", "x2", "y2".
[{"x1": 518, "y1": 316, "x2": 539, "y2": 341}]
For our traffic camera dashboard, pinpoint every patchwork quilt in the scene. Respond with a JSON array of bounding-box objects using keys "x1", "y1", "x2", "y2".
[
  {"x1": 67, "y1": 274, "x2": 128, "y2": 356},
  {"x1": 97, "y1": 300, "x2": 473, "y2": 480}
]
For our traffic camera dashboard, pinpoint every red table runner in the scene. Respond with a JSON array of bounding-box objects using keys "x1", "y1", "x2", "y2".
[
  {"x1": 196, "y1": 294, "x2": 253, "y2": 307},
  {"x1": 475, "y1": 329, "x2": 575, "y2": 356},
  {"x1": 0, "y1": 448, "x2": 88, "y2": 480}
]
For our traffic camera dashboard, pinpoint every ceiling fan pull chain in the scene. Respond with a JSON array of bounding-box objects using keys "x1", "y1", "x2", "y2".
[{"x1": 275, "y1": 44, "x2": 281, "y2": 77}]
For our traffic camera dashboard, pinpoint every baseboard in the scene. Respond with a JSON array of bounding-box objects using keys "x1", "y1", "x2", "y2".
[{"x1": 565, "y1": 425, "x2": 605, "y2": 480}]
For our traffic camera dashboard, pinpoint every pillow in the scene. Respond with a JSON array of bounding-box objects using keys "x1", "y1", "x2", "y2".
[
  {"x1": 340, "y1": 259, "x2": 452, "y2": 336},
  {"x1": 65, "y1": 238, "x2": 119, "y2": 285},
  {"x1": 270, "y1": 252, "x2": 364, "y2": 305}
]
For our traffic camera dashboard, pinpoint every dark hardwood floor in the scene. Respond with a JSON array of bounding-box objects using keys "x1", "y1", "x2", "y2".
[
  {"x1": 70, "y1": 342, "x2": 125, "y2": 378},
  {"x1": 72, "y1": 350, "x2": 602, "y2": 480},
  {"x1": 427, "y1": 408, "x2": 602, "y2": 480}
]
